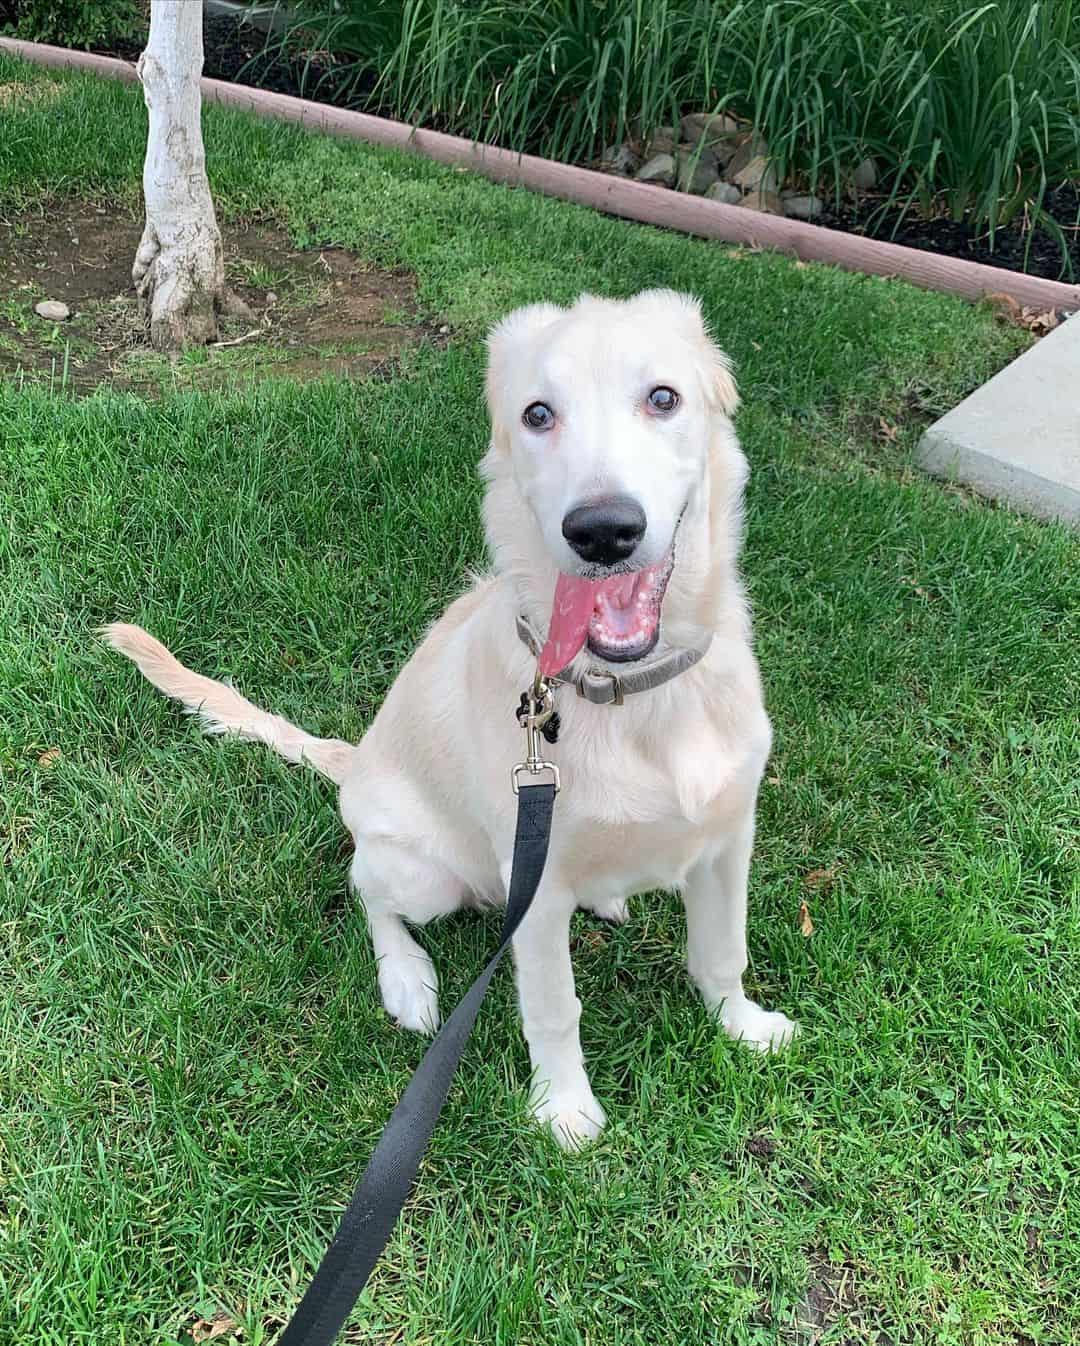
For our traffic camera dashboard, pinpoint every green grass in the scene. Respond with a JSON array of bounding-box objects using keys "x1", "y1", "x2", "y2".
[
  {"x1": 2, "y1": 54, "x2": 1079, "y2": 1346},
  {"x1": 278, "y1": 0, "x2": 1080, "y2": 257}
]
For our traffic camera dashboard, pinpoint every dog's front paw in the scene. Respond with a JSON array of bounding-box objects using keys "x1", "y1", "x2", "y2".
[
  {"x1": 718, "y1": 997, "x2": 798, "y2": 1053},
  {"x1": 378, "y1": 951, "x2": 440, "y2": 1035},
  {"x1": 530, "y1": 1079, "x2": 607, "y2": 1149},
  {"x1": 581, "y1": 893, "x2": 630, "y2": 924}
]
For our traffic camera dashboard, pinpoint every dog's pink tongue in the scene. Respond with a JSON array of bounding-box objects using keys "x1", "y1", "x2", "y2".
[{"x1": 538, "y1": 573, "x2": 600, "y2": 676}]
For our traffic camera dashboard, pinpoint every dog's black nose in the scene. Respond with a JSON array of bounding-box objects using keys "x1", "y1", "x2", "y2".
[{"x1": 562, "y1": 496, "x2": 647, "y2": 566}]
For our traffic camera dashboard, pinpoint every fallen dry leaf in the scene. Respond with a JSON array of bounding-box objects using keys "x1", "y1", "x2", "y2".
[
  {"x1": 191, "y1": 1314, "x2": 240, "y2": 1343},
  {"x1": 798, "y1": 900, "x2": 814, "y2": 938},
  {"x1": 986, "y1": 293, "x2": 1062, "y2": 338},
  {"x1": 877, "y1": 417, "x2": 900, "y2": 443},
  {"x1": 803, "y1": 867, "x2": 836, "y2": 892},
  {"x1": 37, "y1": 748, "x2": 62, "y2": 769},
  {"x1": 1023, "y1": 307, "x2": 1061, "y2": 337},
  {"x1": 766, "y1": 775, "x2": 781, "y2": 787}
]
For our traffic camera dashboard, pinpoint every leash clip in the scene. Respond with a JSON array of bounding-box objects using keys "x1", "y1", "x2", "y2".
[{"x1": 512, "y1": 675, "x2": 560, "y2": 794}]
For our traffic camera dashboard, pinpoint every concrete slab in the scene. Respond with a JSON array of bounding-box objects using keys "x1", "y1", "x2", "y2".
[
  {"x1": 205, "y1": 0, "x2": 288, "y2": 34},
  {"x1": 917, "y1": 313, "x2": 1080, "y2": 526}
]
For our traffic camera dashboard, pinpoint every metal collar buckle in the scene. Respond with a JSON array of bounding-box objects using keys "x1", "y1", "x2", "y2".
[{"x1": 578, "y1": 668, "x2": 624, "y2": 706}]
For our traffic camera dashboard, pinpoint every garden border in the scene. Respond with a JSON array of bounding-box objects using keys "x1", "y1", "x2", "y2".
[{"x1": 3, "y1": 36, "x2": 1079, "y2": 313}]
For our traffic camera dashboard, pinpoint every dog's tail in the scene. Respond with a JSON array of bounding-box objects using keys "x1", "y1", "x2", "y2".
[{"x1": 100, "y1": 623, "x2": 357, "y2": 785}]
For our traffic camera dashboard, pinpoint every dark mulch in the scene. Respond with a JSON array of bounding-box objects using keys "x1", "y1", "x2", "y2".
[
  {"x1": 107, "y1": 13, "x2": 371, "y2": 106},
  {"x1": 105, "y1": 12, "x2": 1080, "y2": 283},
  {"x1": 818, "y1": 183, "x2": 1080, "y2": 284}
]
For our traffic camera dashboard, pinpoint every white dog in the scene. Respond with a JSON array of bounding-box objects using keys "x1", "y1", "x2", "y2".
[{"x1": 104, "y1": 289, "x2": 797, "y2": 1148}]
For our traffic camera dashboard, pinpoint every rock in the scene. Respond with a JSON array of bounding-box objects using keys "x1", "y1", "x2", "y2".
[
  {"x1": 34, "y1": 299, "x2": 70, "y2": 322},
  {"x1": 738, "y1": 189, "x2": 783, "y2": 214},
  {"x1": 783, "y1": 193, "x2": 824, "y2": 220},
  {"x1": 853, "y1": 156, "x2": 878, "y2": 190},
  {"x1": 644, "y1": 126, "x2": 677, "y2": 156},
  {"x1": 636, "y1": 153, "x2": 676, "y2": 187},
  {"x1": 731, "y1": 153, "x2": 778, "y2": 195},
  {"x1": 675, "y1": 145, "x2": 719, "y2": 194},
  {"x1": 601, "y1": 142, "x2": 642, "y2": 176},
  {"x1": 705, "y1": 181, "x2": 743, "y2": 206},
  {"x1": 679, "y1": 112, "x2": 741, "y2": 146},
  {"x1": 724, "y1": 132, "x2": 769, "y2": 181}
]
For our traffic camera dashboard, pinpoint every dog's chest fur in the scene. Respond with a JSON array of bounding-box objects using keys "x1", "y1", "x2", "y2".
[{"x1": 549, "y1": 667, "x2": 769, "y2": 897}]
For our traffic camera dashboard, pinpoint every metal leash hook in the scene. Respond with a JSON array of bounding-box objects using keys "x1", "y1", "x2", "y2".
[{"x1": 512, "y1": 670, "x2": 561, "y2": 794}]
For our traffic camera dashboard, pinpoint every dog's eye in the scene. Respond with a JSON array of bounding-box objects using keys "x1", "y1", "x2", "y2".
[
  {"x1": 647, "y1": 386, "x2": 679, "y2": 414},
  {"x1": 522, "y1": 401, "x2": 555, "y2": 431}
]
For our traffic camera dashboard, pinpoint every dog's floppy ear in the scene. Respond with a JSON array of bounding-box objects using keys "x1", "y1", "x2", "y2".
[
  {"x1": 633, "y1": 288, "x2": 739, "y2": 417},
  {"x1": 485, "y1": 302, "x2": 564, "y2": 447}
]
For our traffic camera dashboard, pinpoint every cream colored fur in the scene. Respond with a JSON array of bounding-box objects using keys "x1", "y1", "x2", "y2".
[{"x1": 103, "y1": 289, "x2": 796, "y2": 1149}]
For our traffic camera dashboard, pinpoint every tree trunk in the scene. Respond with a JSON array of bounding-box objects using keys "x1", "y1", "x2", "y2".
[{"x1": 133, "y1": 0, "x2": 248, "y2": 351}]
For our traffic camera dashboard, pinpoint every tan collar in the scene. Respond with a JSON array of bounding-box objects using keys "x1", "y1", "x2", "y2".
[{"x1": 515, "y1": 614, "x2": 712, "y2": 706}]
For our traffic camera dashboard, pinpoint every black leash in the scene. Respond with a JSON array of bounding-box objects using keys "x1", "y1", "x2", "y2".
[{"x1": 277, "y1": 775, "x2": 557, "y2": 1346}]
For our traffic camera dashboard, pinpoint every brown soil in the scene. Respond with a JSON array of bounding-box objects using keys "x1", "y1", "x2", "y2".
[
  {"x1": 781, "y1": 1257, "x2": 897, "y2": 1346},
  {"x1": 0, "y1": 196, "x2": 425, "y2": 394}
]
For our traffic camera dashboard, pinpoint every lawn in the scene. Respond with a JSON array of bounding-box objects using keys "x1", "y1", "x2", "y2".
[{"x1": 2, "y1": 53, "x2": 1079, "y2": 1346}]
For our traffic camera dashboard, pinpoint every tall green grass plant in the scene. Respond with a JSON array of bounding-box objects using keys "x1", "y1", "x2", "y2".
[{"x1": 282, "y1": 0, "x2": 1080, "y2": 252}]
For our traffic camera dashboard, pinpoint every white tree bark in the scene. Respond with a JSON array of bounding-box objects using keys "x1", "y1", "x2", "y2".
[{"x1": 133, "y1": 0, "x2": 247, "y2": 350}]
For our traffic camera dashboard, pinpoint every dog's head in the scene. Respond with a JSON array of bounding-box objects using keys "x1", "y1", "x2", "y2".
[{"x1": 482, "y1": 290, "x2": 744, "y2": 672}]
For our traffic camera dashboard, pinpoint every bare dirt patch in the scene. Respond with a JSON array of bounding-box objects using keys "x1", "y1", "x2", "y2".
[
  {"x1": 781, "y1": 1256, "x2": 897, "y2": 1346},
  {"x1": 0, "y1": 197, "x2": 425, "y2": 394}
]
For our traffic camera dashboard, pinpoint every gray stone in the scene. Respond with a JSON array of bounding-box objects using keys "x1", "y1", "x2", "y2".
[
  {"x1": 724, "y1": 132, "x2": 769, "y2": 182},
  {"x1": 853, "y1": 156, "x2": 878, "y2": 190},
  {"x1": 731, "y1": 153, "x2": 778, "y2": 195},
  {"x1": 679, "y1": 111, "x2": 742, "y2": 146},
  {"x1": 738, "y1": 189, "x2": 783, "y2": 214},
  {"x1": 601, "y1": 142, "x2": 642, "y2": 176},
  {"x1": 917, "y1": 314, "x2": 1080, "y2": 526},
  {"x1": 34, "y1": 300, "x2": 70, "y2": 321},
  {"x1": 675, "y1": 145, "x2": 719, "y2": 194},
  {"x1": 643, "y1": 126, "x2": 677, "y2": 156},
  {"x1": 705, "y1": 181, "x2": 743, "y2": 206},
  {"x1": 636, "y1": 153, "x2": 676, "y2": 187},
  {"x1": 783, "y1": 193, "x2": 824, "y2": 220}
]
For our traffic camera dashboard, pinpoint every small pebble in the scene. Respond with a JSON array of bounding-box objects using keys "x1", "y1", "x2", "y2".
[{"x1": 34, "y1": 300, "x2": 70, "y2": 321}]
